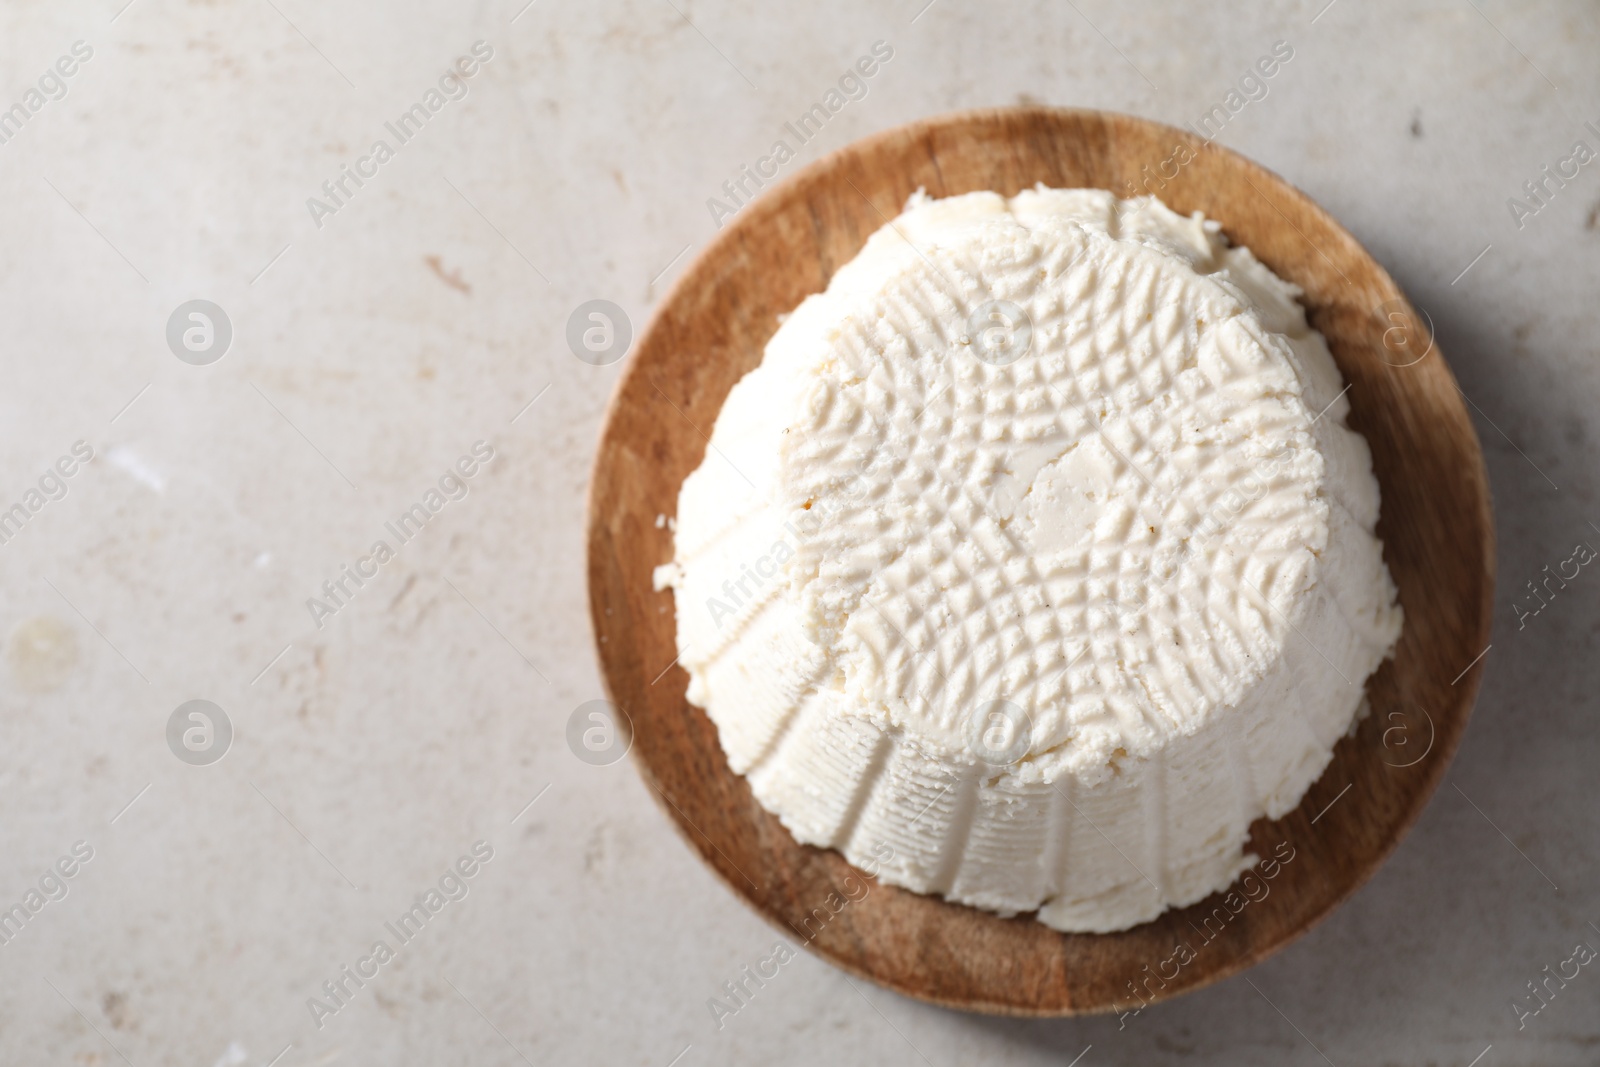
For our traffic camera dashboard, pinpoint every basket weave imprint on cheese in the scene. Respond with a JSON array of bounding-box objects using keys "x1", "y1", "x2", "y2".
[{"x1": 656, "y1": 186, "x2": 1402, "y2": 933}]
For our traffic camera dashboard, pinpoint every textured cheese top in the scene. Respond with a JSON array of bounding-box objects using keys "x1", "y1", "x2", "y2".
[{"x1": 655, "y1": 187, "x2": 1403, "y2": 932}]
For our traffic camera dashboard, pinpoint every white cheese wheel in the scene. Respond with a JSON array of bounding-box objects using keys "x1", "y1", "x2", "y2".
[{"x1": 656, "y1": 187, "x2": 1403, "y2": 932}]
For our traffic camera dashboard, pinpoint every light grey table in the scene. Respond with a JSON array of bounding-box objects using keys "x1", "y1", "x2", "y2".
[{"x1": 0, "y1": 1, "x2": 1594, "y2": 1064}]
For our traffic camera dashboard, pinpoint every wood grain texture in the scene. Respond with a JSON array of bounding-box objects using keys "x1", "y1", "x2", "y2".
[{"x1": 585, "y1": 108, "x2": 1495, "y2": 1015}]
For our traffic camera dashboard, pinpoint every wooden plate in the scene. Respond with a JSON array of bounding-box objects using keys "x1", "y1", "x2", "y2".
[{"x1": 586, "y1": 108, "x2": 1494, "y2": 1015}]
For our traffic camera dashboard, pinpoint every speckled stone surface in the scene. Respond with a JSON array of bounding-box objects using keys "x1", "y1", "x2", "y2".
[{"x1": 0, "y1": 2, "x2": 1595, "y2": 1064}]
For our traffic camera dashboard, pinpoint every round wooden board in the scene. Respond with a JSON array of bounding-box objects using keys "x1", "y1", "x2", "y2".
[{"x1": 585, "y1": 107, "x2": 1495, "y2": 1015}]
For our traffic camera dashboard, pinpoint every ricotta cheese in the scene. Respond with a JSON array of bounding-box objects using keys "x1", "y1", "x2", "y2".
[{"x1": 656, "y1": 186, "x2": 1403, "y2": 933}]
